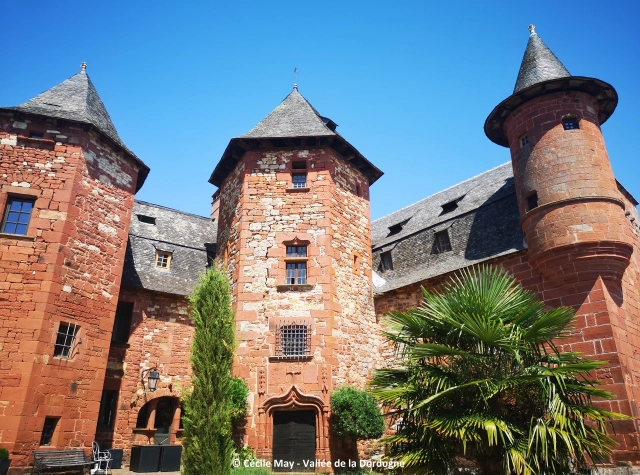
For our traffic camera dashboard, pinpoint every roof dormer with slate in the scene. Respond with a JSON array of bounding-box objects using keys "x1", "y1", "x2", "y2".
[{"x1": 209, "y1": 86, "x2": 383, "y2": 187}]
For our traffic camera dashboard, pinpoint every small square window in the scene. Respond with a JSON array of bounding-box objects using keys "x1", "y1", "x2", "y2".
[
  {"x1": 527, "y1": 192, "x2": 539, "y2": 211},
  {"x1": 380, "y1": 251, "x2": 393, "y2": 272},
  {"x1": 54, "y1": 322, "x2": 79, "y2": 358},
  {"x1": 292, "y1": 174, "x2": 307, "y2": 189},
  {"x1": 111, "y1": 302, "x2": 133, "y2": 344},
  {"x1": 276, "y1": 324, "x2": 310, "y2": 357},
  {"x1": 519, "y1": 135, "x2": 529, "y2": 148},
  {"x1": 155, "y1": 251, "x2": 172, "y2": 269},
  {"x1": 286, "y1": 246, "x2": 307, "y2": 258},
  {"x1": 1, "y1": 198, "x2": 35, "y2": 235},
  {"x1": 40, "y1": 417, "x2": 59, "y2": 446},
  {"x1": 97, "y1": 390, "x2": 118, "y2": 430},
  {"x1": 562, "y1": 118, "x2": 579, "y2": 130},
  {"x1": 433, "y1": 230, "x2": 452, "y2": 254},
  {"x1": 286, "y1": 262, "x2": 307, "y2": 284}
]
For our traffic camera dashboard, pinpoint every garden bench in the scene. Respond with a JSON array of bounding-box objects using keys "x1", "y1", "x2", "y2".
[{"x1": 33, "y1": 449, "x2": 94, "y2": 475}]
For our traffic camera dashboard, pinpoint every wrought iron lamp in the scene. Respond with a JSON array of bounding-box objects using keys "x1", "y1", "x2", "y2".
[{"x1": 141, "y1": 367, "x2": 160, "y2": 392}]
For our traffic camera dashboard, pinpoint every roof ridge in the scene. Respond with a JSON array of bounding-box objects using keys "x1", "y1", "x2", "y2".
[
  {"x1": 134, "y1": 200, "x2": 212, "y2": 221},
  {"x1": 372, "y1": 162, "x2": 512, "y2": 223}
]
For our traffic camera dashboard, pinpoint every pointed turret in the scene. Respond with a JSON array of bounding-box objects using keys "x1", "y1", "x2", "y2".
[
  {"x1": 485, "y1": 26, "x2": 617, "y2": 147},
  {"x1": 1, "y1": 64, "x2": 149, "y2": 190},
  {"x1": 209, "y1": 86, "x2": 382, "y2": 187},
  {"x1": 513, "y1": 25, "x2": 570, "y2": 93}
]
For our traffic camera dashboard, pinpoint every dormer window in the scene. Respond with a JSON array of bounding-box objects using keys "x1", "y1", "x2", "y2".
[
  {"x1": 380, "y1": 251, "x2": 393, "y2": 272},
  {"x1": 155, "y1": 251, "x2": 172, "y2": 269},
  {"x1": 562, "y1": 118, "x2": 579, "y2": 130},
  {"x1": 433, "y1": 230, "x2": 452, "y2": 254},
  {"x1": 441, "y1": 196, "x2": 465, "y2": 215},
  {"x1": 137, "y1": 215, "x2": 156, "y2": 225}
]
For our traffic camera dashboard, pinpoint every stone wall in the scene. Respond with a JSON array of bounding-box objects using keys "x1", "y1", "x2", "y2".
[{"x1": 0, "y1": 112, "x2": 138, "y2": 466}]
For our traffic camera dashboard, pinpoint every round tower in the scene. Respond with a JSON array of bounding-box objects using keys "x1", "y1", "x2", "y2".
[{"x1": 485, "y1": 25, "x2": 633, "y2": 287}]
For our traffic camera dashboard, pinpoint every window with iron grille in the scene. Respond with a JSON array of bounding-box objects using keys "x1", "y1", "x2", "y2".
[
  {"x1": 40, "y1": 417, "x2": 59, "y2": 446},
  {"x1": 380, "y1": 251, "x2": 393, "y2": 272},
  {"x1": 292, "y1": 174, "x2": 307, "y2": 188},
  {"x1": 53, "y1": 322, "x2": 79, "y2": 358},
  {"x1": 1, "y1": 198, "x2": 35, "y2": 235},
  {"x1": 97, "y1": 390, "x2": 118, "y2": 429},
  {"x1": 155, "y1": 250, "x2": 172, "y2": 269},
  {"x1": 562, "y1": 118, "x2": 579, "y2": 130},
  {"x1": 433, "y1": 230, "x2": 452, "y2": 254},
  {"x1": 276, "y1": 324, "x2": 311, "y2": 358}
]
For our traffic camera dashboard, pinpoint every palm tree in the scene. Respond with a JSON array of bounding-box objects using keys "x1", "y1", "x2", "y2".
[{"x1": 370, "y1": 266, "x2": 625, "y2": 475}]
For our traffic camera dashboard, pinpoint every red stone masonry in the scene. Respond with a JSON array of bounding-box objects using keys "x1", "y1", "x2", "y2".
[
  {"x1": 216, "y1": 147, "x2": 382, "y2": 463},
  {"x1": 0, "y1": 112, "x2": 139, "y2": 467}
]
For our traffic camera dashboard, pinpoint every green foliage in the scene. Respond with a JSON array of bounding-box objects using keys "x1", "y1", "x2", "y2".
[
  {"x1": 182, "y1": 266, "x2": 236, "y2": 475},
  {"x1": 370, "y1": 265, "x2": 627, "y2": 475},
  {"x1": 230, "y1": 467, "x2": 271, "y2": 475},
  {"x1": 331, "y1": 387, "x2": 385, "y2": 441},
  {"x1": 0, "y1": 448, "x2": 9, "y2": 460},
  {"x1": 229, "y1": 377, "x2": 249, "y2": 426}
]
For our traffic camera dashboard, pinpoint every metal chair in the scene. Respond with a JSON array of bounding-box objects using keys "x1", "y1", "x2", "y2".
[{"x1": 91, "y1": 441, "x2": 112, "y2": 475}]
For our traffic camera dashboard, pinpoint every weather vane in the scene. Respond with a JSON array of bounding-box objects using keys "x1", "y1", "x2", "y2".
[{"x1": 294, "y1": 66, "x2": 299, "y2": 90}]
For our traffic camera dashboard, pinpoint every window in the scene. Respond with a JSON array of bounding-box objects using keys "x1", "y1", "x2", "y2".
[
  {"x1": 433, "y1": 230, "x2": 452, "y2": 254},
  {"x1": 441, "y1": 196, "x2": 465, "y2": 215},
  {"x1": 292, "y1": 161, "x2": 307, "y2": 170},
  {"x1": 155, "y1": 251, "x2": 172, "y2": 269},
  {"x1": 29, "y1": 132, "x2": 44, "y2": 139},
  {"x1": 563, "y1": 118, "x2": 579, "y2": 130},
  {"x1": 40, "y1": 417, "x2": 59, "y2": 446},
  {"x1": 111, "y1": 302, "x2": 133, "y2": 344},
  {"x1": 137, "y1": 215, "x2": 156, "y2": 225},
  {"x1": 292, "y1": 174, "x2": 307, "y2": 189},
  {"x1": 286, "y1": 262, "x2": 307, "y2": 284},
  {"x1": 53, "y1": 322, "x2": 79, "y2": 358},
  {"x1": 206, "y1": 250, "x2": 216, "y2": 268},
  {"x1": 519, "y1": 135, "x2": 529, "y2": 148},
  {"x1": 1, "y1": 198, "x2": 35, "y2": 235},
  {"x1": 97, "y1": 390, "x2": 118, "y2": 429},
  {"x1": 380, "y1": 251, "x2": 393, "y2": 272},
  {"x1": 276, "y1": 324, "x2": 310, "y2": 358},
  {"x1": 527, "y1": 192, "x2": 538, "y2": 211}
]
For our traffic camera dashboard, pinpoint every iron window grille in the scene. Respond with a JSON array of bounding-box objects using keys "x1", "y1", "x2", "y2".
[
  {"x1": 433, "y1": 230, "x2": 453, "y2": 254},
  {"x1": 276, "y1": 324, "x2": 311, "y2": 359},
  {"x1": 155, "y1": 251, "x2": 172, "y2": 269},
  {"x1": 562, "y1": 118, "x2": 579, "y2": 130},
  {"x1": 53, "y1": 322, "x2": 79, "y2": 358},
  {"x1": 1, "y1": 198, "x2": 35, "y2": 235},
  {"x1": 380, "y1": 251, "x2": 393, "y2": 272},
  {"x1": 40, "y1": 417, "x2": 59, "y2": 446},
  {"x1": 292, "y1": 174, "x2": 307, "y2": 188}
]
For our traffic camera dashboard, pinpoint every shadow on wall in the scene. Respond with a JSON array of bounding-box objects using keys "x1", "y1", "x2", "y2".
[{"x1": 465, "y1": 178, "x2": 525, "y2": 262}]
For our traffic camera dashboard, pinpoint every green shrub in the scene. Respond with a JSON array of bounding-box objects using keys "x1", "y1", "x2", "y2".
[
  {"x1": 0, "y1": 448, "x2": 9, "y2": 460},
  {"x1": 230, "y1": 467, "x2": 271, "y2": 475},
  {"x1": 229, "y1": 376, "x2": 249, "y2": 426},
  {"x1": 330, "y1": 387, "x2": 384, "y2": 441}
]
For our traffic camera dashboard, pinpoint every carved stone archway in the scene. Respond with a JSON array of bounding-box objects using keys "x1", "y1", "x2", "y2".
[{"x1": 256, "y1": 385, "x2": 330, "y2": 463}]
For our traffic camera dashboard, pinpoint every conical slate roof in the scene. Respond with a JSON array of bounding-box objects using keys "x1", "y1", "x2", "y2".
[
  {"x1": 513, "y1": 27, "x2": 571, "y2": 93},
  {"x1": 242, "y1": 88, "x2": 336, "y2": 139},
  {"x1": 210, "y1": 86, "x2": 383, "y2": 187},
  {"x1": 484, "y1": 26, "x2": 617, "y2": 147},
  {"x1": 2, "y1": 67, "x2": 149, "y2": 191}
]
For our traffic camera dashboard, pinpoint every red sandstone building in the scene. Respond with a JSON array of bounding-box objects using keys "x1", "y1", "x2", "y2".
[{"x1": 1, "y1": 27, "x2": 639, "y2": 473}]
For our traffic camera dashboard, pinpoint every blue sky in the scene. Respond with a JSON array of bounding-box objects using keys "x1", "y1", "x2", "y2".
[{"x1": 1, "y1": 1, "x2": 637, "y2": 220}]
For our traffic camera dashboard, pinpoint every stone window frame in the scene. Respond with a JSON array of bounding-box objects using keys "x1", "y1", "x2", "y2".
[
  {"x1": 286, "y1": 160, "x2": 310, "y2": 193},
  {"x1": 275, "y1": 323, "x2": 312, "y2": 359},
  {"x1": 53, "y1": 321, "x2": 80, "y2": 359},
  {"x1": 1, "y1": 196, "x2": 36, "y2": 236},
  {"x1": 39, "y1": 417, "x2": 60, "y2": 446},
  {"x1": 97, "y1": 390, "x2": 119, "y2": 430},
  {"x1": 277, "y1": 237, "x2": 313, "y2": 291},
  {"x1": 155, "y1": 250, "x2": 172, "y2": 269},
  {"x1": 562, "y1": 116, "x2": 579, "y2": 130}
]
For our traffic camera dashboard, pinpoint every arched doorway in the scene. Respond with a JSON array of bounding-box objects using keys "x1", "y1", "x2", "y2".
[
  {"x1": 135, "y1": 396, "x2": 182, "y2": 445},
  {"x1": 257, "y1": 386, "x2": 330, "y2": 469}
]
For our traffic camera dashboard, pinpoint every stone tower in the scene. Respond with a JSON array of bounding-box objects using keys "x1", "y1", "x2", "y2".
[
  {"x1": 486, "y1": 27, "x2": 640, "y2": 462},
  {"x1": 0, "y1": 67, "x2": 148, "y2": 466},
  {"x1": 210, "y1": 86, "x2": 383, "y2": 464}
]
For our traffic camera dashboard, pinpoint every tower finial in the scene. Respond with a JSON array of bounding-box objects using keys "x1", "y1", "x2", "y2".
[
  {"x1": 81, "y1": 62, "x2": 87, "y2": 72},
  {"x1": 293, "y1": 84, "x2": 298, "y2": 90},
  {"x1": 528, "y1": 24, "x2": 536, "y2": 35},
  {"x1": 293, "y1": 66, "x2": 299, "y2": 90}
]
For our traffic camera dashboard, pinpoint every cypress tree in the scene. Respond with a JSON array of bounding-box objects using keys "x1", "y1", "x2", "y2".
[{"x1": 182, "y1": 267, "x2": 235, "y2": 475}]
